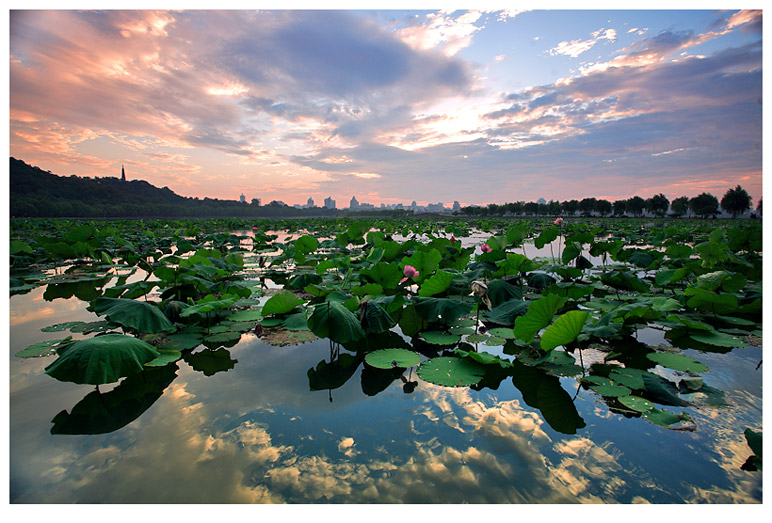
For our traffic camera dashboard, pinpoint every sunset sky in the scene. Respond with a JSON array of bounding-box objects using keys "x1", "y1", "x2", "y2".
[{"x1": 8, "y1": 7, "x2": 763, "y2": 207}]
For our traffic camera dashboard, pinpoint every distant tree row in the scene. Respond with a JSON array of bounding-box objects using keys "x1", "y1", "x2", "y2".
[{"x1": 459, "y1": 186, "x2": 757, "y2": 219}]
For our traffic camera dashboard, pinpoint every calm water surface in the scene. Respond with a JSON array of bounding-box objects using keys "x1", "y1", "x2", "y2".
[{"x1": 8, "y1": 239, "x2": 763, "y2": 504}]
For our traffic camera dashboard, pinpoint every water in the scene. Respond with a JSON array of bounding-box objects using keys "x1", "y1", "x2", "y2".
[{"x1": 8, "y1": 282, "x2": 763, "y2": 503}]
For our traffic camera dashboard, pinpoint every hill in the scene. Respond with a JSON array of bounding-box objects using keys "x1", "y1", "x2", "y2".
[{"x1": 9, "y1": 158, "x2": 365, "y2": 219}]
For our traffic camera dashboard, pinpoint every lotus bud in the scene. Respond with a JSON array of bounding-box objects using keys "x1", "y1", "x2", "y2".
[
  {"x1": 403, "y1": 265, "x2": 419, "y2": 279},
  {"x1": 480, "y1": 244, "x2": 492, "y2": 253}
]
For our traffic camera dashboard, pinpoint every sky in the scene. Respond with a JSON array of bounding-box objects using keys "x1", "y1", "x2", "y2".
[{"x1": 7, "y1": 5, "x2": 764, "y2": 208}]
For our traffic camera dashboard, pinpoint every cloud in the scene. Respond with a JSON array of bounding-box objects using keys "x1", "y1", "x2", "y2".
[{"x1": 548, "y1": 27, "x2": 617, "y2": 58}]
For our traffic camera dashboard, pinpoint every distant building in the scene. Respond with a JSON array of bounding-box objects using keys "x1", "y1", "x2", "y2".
[
  {"x1": 121, "y1": 165, "x2": 126, "y2": 182},
  {"x1": 537, "y1": 197, "x2": 546, "y2": 205},
  {"x1": 239, "y1": 193, "x2": 246, "y2": 203},
  {"x1": 324, "y1": 196, "x2": 336, "y2": 209},
  {"x1": 307, "y1": 197, "x2": 315, "y2": 208},
  {"x1": 350, "y1": 195, "x2": 359, "y2": 210},
  {"x1": 453, "y1": 201, "x2": 461, "y2": 211}
]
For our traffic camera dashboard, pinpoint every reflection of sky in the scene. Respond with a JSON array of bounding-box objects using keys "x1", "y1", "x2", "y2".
[{"x1": 9, "y1": 326, "x2": 762, "y2": 503}]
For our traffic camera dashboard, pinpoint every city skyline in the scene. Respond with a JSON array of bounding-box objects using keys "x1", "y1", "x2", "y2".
[{"x1": 9, "y1": 8, "x2": 763, "y2": 207}]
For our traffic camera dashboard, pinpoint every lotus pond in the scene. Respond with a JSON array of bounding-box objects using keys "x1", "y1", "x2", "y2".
[{"x1": 8, "y1": 216, "x2": 763, "y2": 503}]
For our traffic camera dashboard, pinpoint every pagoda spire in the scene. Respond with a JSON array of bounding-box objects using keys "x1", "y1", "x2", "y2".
[{"x1": 121, "y1": 164, "x2": 126, "y2": 181}]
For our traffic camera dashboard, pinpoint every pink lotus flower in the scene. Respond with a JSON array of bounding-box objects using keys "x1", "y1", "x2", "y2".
[
  {"x1": 553, "y1": 217, "x2": 563, "y2": 225},
  {"x1": 480, "y1": 244, "x2": 492, "y2": 253},
  {"x1": 450, "y1": 235, "x2": 457, "y2": 243},
  {"x1": 400, "y1": 264, "x2": 419, "y2": 285},
  {"x1": 252, "y1": 226, "x2": 258, "y2": 231}
]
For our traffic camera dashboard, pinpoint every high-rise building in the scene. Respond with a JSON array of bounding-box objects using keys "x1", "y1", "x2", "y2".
[
  {"x1": 324, "y1": 196, "x2": 336, "y2": 209},
  {"x1": 307, "y1": 197, "x2": 315, "y2": 208},
  {"x1": 350, "y1": 195, "x2": 359, "y2": 209},
  {"x1": 453, "y1": 201, "x2": 461, "y2": 211}
]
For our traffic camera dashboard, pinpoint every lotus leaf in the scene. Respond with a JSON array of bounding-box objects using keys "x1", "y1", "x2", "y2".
[
  {"x1": 44, "y1": 334, "x2": 160, "y2": 385},
  {"x1": 91, "y1": 297, "x2": 175, "y2": 333},
  {"x1": 514, "y1": 294, "x2": 568, "y2": 343},
  {"x1": 183, "y1": 347, "x2": 237, "y2": 376},
  {"x1": 421, "y1": 331, "x2": 461, "y2": 345},
  {"x1": 647, "y1": 352, "x2": 709, "y2": 373},
  {"x1": 262, "y1": 291, "x2": 304, "y2": 316},
  {"x1": 307, "y1": 301, "x2": 366, "y2": 345},
  {"x1": 364, "y1": 349, "x2": 421, "y2": 369},
  {"x1": 418, "y1": 270, "x2": 454, "y2": 297},
  {"x1": 412, "y1": 297, "x2": 475, "y2": 326},
  {"x1": 417, "y1": 356, "x2": 485, "y2": 387},
  {"x1": 540, "y1": 310, "x2": 590, "y2": 351},
  {"x1": 16, "y1": 337, "x2": 73, "y2": 358},
  {"x1": 618, "y1": 395, "x2": 655, "y2": 413},
  {"x1": 591, "y1": 384, "x2": 632, "y2": 397}
]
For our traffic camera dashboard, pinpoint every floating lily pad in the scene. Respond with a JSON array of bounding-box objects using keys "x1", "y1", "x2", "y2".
[
  {"x1": 487, "y1": 327, "x2": 515, "y2": 339},
  {"x1": 618, "y1": 395, "x2": 655, "y2": 413},
  {"x1": 421, "y1": 331, "x2": 461, "y2": 345},
  {"x1": 591, "y1": 384, "x2": 632, "y2": 397},
  {"x1": 417, "y1": 356, "x2": 485, "y2": 387},
  {"x1": 41, "y1": 321, "x2": 86, "y2": 333},
  {"x1": 144, "y1": 350, "x2": 182, "y2": 367},
  {"x1": 484, "y1": 336, "x2": 507, "y2": 346},
  {"x1": 228, "y1": 309, "x2": 263, "y2": 322},
  {"x1": 15, "y1": 337, "x2": 73, "y2": 358},
  {"x1": 156, "y1": 333, "x2": 203, "y2": 351},
  {"x1": 647, "y1": 352, "x2": 709, "y2": 373},
  {"x1": 364, "y1": 349, "x2": 421, "y2": 369},
  {"x1": 465, "y1": 333, "x2": 488, "y2": 344}
]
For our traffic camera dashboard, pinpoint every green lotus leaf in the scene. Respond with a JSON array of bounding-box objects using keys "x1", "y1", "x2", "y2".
[
  {"x1": 91, "y1": 297, "x2": 175, "y2": 333},
  {"x1": 540, "y1": 310, "x2": 590, "y2": 351},
  {"x1": 261, "y1": 291, "x2": 304, "y2": 316},
  {"x1": 421, "y1": 331, "x2": 461, "y2": 345},
  {"x1": 487, "y1": 327, "x2": 515, "y2": 339},
  {"x1": 307, "y1": 301, "x2": 366, "y2": 345},
  {"x1": 418, "y1": 270, "x2": 454, "y2": 297},
  {"x1": 360, "y1": 301, "x2": 395, "y2": 334},
  {"x1": 364, "y1": 349, "x2": 421, "y2": 369},
  {"x1": 456, "y1": 349, "x2": 512, "y2": 368},
  {"x1": 412, "y1": 297, "x2": 475, "y2": 326},
  {"x1": 41, "y1": 321, "x2": 86, "y2": 333},
  {"x1": 591, "y1": 384, "x2": 632, "y2": 397},
  {"x1": 398, "y1": 305, "x2": 428, "y2": 337},
  {"x1": 465, "y1": 333, "x2": 488, "y2": 344},
  {"x1": 683, "y1": 287, "x2": 739, "y2": 314},
  {"x1": 286, "y1": 272, "x2": 322, "y2": 290},
  {"x1": 581, "y1": 375, "x2": 613, "y2": 387},
  {"x1": 417, "y1": 356, "x2": 485, "y2": 387},
  {"x1": 261, "y1": 328, "x2": 318, "y2": 347},
  {"x1": 647, "y1": 352, "x2": 709, "y2": 373},
  {"x1": 155, "y1": 333, "x2": 203, "y2": 351},
  {"x1": 484, "y1": 336, "x2": 507, "y2": 346},
  {"x1": 360, "y1": 262, "x2": 403, "y2": 289},
  {"x1": 281, "y1": 312, "x2": 310, "y2": 331},
  {"x1": 352, "y1": 283, "x2": 384, "y2": 297},
  {"x1": 294, "y1": 235, "x2": 318, "y2": 255},
  {"x1": 228, "y1": 309, "x2": 263, "y2": 322},
  {"x1": 16, "y1": 336, "x2": 73, "y2": 358},
  {"x1": 689, "y1": 331, "x2": 748, "y2": 348},
  {"x1": 618, "y1": 395, "x2": 655, "y2": 413},
  {"x1": 482, "y1": 299, "x2": 529, "y2": 326},
  {"x1": 642, "y1": 408, "x2": 691, "y2": 428},
  {"x1": 400, "y1": 249, "x2": 442, "y2": 283},
  {"x1": 144, "y1": 350, "x2": 182, "y2": 367},
  {"x1": 608, "y1": 367, "x2": 648, "y2": 390},
  {"x1": 205, "y1": 331, "x2": 243, "y2": 345},
  {"x1": 44, "y1": 334, "x2": 160, "y2": 385},
  {"x1": 514, "y1": 294, "x2": 568, "y2": 343},
  {"x1": 449, "y1": 326, "x2": 477, "y2": 336},
  {"x1": 483, "y1": 279, "x2": 524, "y2": 307}
]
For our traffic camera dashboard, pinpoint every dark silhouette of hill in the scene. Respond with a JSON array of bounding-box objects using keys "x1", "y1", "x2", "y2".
[{"x1": 9, "y1": 158, "x2": 407, "y2": 219}]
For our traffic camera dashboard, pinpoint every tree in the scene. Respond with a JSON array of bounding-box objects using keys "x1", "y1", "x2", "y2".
[
  {"x1": 612, "y1": 199, "x2": 627, "y2": 216},
  {"x1": 670, "y1": 196, "x2": 690, "y2": 217},
  {"x1": 561, "y1": 200, "x2": 579, "y2": 216},
  {"x1": 579, "y1": 197, "x2": 597, "y2": 216},
  {"x1": 645, "y1": 193, "x2": 670, "y2": 217},
  {"x1": 594, "y1": 199, "x2": 612, "y2": 216},
  {"x1": 689, "y1": 193, "x2": 719, "y2": 218},
  {"x1": 721, "y1": 185, "x2": 752, "y2": 218},
  {"x1": 626, "y1": 196, "x2": 645, "y2": 217}
]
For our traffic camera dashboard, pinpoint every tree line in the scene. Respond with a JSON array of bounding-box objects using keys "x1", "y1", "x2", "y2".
[{"x1": 459, "y1": 188, "x2": 758, "y2": 219}]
